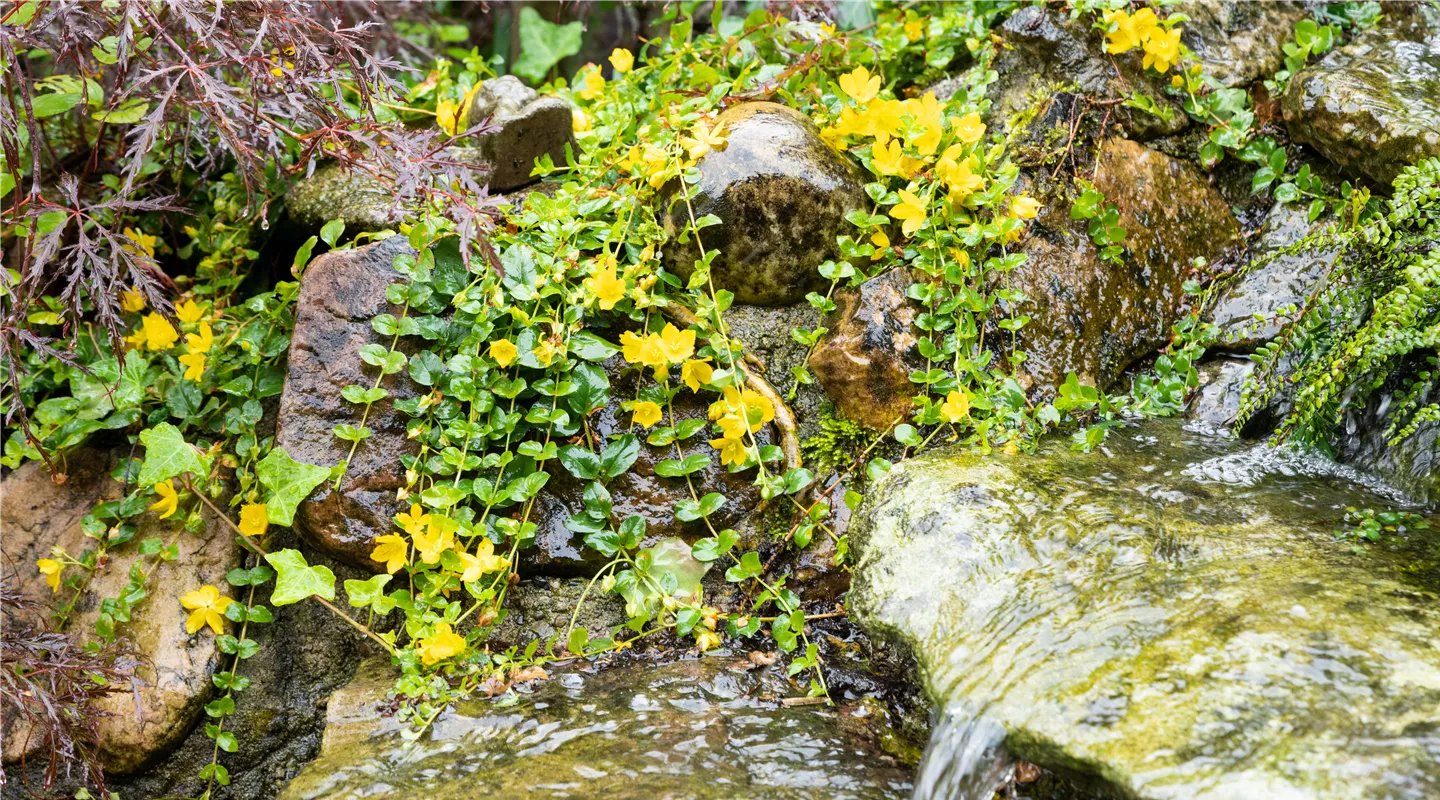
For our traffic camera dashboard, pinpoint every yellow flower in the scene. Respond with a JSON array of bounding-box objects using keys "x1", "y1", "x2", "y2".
[
  {"x1": 413, "y1": 514, "x2": 456, "y2": 565},
  {"x1": 436, "y1": 97, "x2": 461, "y2": 135},
  {"x1": 149, "y1": 480, "x2": 179, "y2": 519},
  {"x1": 178, "y1": 351, "x2": 206, "y2": 382},
  {"x1": 939, "y1": 149, "x2": 985, "y2": 202},
  {"x1": 137, "y1": 313, "x2": 179, "y2": 351},
  {"x1": 655, "y1": 323, "x2": 695, "y2": 365},
  {"x1": 185, "y1": 322, "x2": 214, "y2": 354},
  {"x1": 417, "y1": 622, "x2": 467, "y2": 665},
  {"x1": 571, "y1": 108, "x2": 591, "y2": 133},
  {"x1": 1011, "y1": 195, "x2": 1042, "y2": 220},
  {"x1": 939, "y1": 390, "x2": 971, "y2": 423},
  {"x1": 533, "y1": 338, "x2": 559, "y2": 367},
  {"x1": 890, "y1": 189, "x2": 928, "y2": 236},
  {"x1": 371, "y1": 533, "x2": 409, "y2": 574},
  {"x1": 680, "y1": 121, "x2": 728, "y2": 160},
  {"x1": 904, "y1": 92, "x2": 944, "y2": 156},
  {"x1": 1103, "y1": 8, "x2": 1144, "y2": 54},
  {"x1": 871, "y1": 135, "x2": 918, "y2": 179},
  {"x1": 1142, "y1": 26, "x2": 1182, "y2": 74},
  {"x1": 395, "y1": 504, "x2": 431, "y2": 537},
  {"x1": 121, "y1": 287, "x2": 145, "y2": 313},
  {"x1": 180, "y1": 585, "x2": 233, "y2": 636},
  {"x1": 708, "y1": 386, "x2": 775, "y2": 435},
  {"x1": 585, "y1": 263, "x2": 626, "y2": 310},
  {"x1": 456, "y1": 537, "x2": 509, "y2": 582},
  {"x1": 578, "y1": 66, "x2": 606, "y2": 101},
  {"x1": 953, "y1": 112, "x2": 986, "y2": 145},
  {"x1": 121, "y1": 227, "x2": 156, "y2": 260},
  {"x1": 680, "y1": 358, "x2": 714, "y2": 391},
  {"x1": 37, "y1": 559, "x2": 63, "y2": 593},
  {"x1": 837, "y1": 66, "x2": 881, "y2": 105},
  {"x1": 870, "y1": 231, "x2": 891, "y2": 260},
  {"x1": 709, "y1": 435, "x2": 749, "y2": 467},
  {"x1": 609, "y1": 47, "x2": 634, "y2": 73},
  {"x1": 238, "y1": 503, "x2": 268, "y2": 537},
  {"x1": 621, "y1": 330, "x2": 666, "y2": 370},
  {"x1": 695, "y1": 629, "x2": 722, "y2": 651},
  {"x1": 175, "y1": 299, "x2": 204, "y2": 324},
  {"x1": 489, "y1": 339, "x2": 518, "y2": 367},
  {"x1": 904, "y1": 19, "x2": 924, "y2": 42},
  {"x1": 631, "y1": 400, "x2": 663, "y2": 428}
]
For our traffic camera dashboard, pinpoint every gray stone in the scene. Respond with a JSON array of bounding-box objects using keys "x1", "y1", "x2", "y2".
[
  {"x1": 1174, "y1": 1, "x2": 1307, "y2": 87},
  {"x1": 285, "y1": 164, "x2": 403, "y2": 236},
  {"x1": 809, "y1": 268, "x2": 923, "y2": 430},
  {"x1": 1187, "y1": 356, "x2": 1253, "y2": 426},
  {"x1": 660, "y1": 102, "x2": 868, "y2": 306},
  {"x1": 276, "y1": 236, "x2": 419, "y2": 568},
  {"x1": 851, "y1": 421, "x2": 1440, "y2": 799},
  {"x1": 281, "y1": 657, "x2": 913, "y2": 799},
  {"x1": 1337, "y1": 359, "x2": 1440, "y2": 507},
  {"x1": 1209, "y1": 201, "x2": 1339, "y2": 350},
  {"x1": 463, "y1": 76, "x2": 575, "y2": 191},
  {"x1": 1283, "y1": 32, "x2": 1440, "y2": 185}
]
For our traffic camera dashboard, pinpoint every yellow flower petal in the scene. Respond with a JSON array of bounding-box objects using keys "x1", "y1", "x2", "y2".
[
  {"x1": 238, "y1": 503, "x2": 268, "y2": 537},
  {"x1": 632, "y1": 400, "x2": 663, "y2": 428}
]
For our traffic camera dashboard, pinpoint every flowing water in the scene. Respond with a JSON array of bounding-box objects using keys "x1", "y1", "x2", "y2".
[{"x1": 852, "y1": 421, "x2": 1440, "y2": 800}]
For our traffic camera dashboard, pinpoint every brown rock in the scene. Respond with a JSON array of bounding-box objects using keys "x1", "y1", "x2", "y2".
[
  {"x1": 276, "y1": 236, "x2": 419, "y2": 568},
  {"x1": 660, "y1": 102, "x2": 868, "y2": 306},
  {"x1": 809, "y1": 268, "x2": 923, "y2": 430},
  {"x1": 464, "y1": 76, "x2": 575, "y2": 192},
  {"x1": 523, "y1": 357, "x2": 772, "y2": 577},
  {"x1": 1, "y1": 448, "x2": 239, "y2": 774},
  {"x1": 1014, "y1": 138, "x2": 1241, "y2": 392}
]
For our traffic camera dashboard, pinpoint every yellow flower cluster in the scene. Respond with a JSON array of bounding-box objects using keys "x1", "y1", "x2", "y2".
[
  {"x1": 123, "y1": 294, "x2": 216, "y2": 383},
  {"x1": 1103, "y1": 7, "x2": 1183, "y2": 73},
  {"x1": 370, "y1": 504, "x2": 509, "y2": 581},
  {"x1": 707, "y1": 386, "x2": 775, "y2": 466},
  {"x1": 436, "y1": 82, "x2": 482, "y2": 136},
  {"x1": 621, "y1": 323, "x2": 695, "y2": 373}
]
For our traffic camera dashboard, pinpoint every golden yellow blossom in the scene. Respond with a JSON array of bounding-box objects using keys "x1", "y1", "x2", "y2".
[
  {"x1": 681, "y1": 120, "x2": 728, "y2": 160},
  {"x1": 585, "y1": 263, "x2": 626, "y2": 310},
  {"x1": 578, "y1": 66, "x2": 606, "y2": 101},
  {"x1": 609, "y1": 47, "x2": 634, "y2": 73},
  {"x1": 456, "y1": 537, "x2": 509, "y2": 582},
  {"x1": 1011, "y1": 195, "x2": 1042, "y2": 220},
  {"x1": 418, "y1": 622, "x2": 466, "y2": 665},
  {"x1": 890, "y1": 189, "x2": 927, "y2": 236},
  {"x1": 871, "y1": 231, "x2": 891, "y2": 260},
  {"x1": 178, "y1": 351, "x2": 206, "y2": 382},
  {"x1": 904, "y1": 19, "x2": 924, "y2": 42},
  {"x1": 871, "y1": 135, "x2": 920, "y2": 179},
  {"x1": 709, "y1": 435, "x2": 748, "y2": 467},
  {"x1": 489, "y1": 339, "x2": 518, "y2": 367},
  {"x1": 696, "y1": 629, "x2": 722, "y2": 651},
  {"x1": 175, "y1": 300, "x2": 204, "y2": 324},
  {"x1": 37, "y1": 558, "x2": 63, "y2": 592},
  {"x1": 1143, "y1": 26, "x2": 1182, "y2": 73},
  {"x1": 953, "y1": 112, "x2": 986, "y2": 145},
  {"x1": 655, "y1": 323, "x2": 695, "y2": 364},
  {"x1": 371, "y1": 533, "x2": 409, "y2": 574},
  {"x1": 121, "y1": 227, "x2": 156, "y2": 260},
  {"x1": 631, "y1": 400, "x2": 663, "y2": 428},
  {"x1": 681, "y1": 358, "x2": 714, "y2": 391},
  {"x1": 121, "y1": 287, "x2": 145, "y2": 313},
  {"x1": 238, "y1": 503, "x2": 268, "y2": 537},
  {"x1": 904, "y1": 92, "x2": 944, "y2": 156},
  {"x1": 395, "y1": 504, "x2": 431, "y2": 537},
  {"x1": 180, "y1": 585, "x2": 232, "y2": 635},
  {"x1": 621, "y1": 330, "x2": 665, "y2": 370},
  {"x1": 413, "y1": 514, "x2": 456, "y2": 565},
  {"x1": 533, "y1": 338, "x2": 559, "y2": 367},
  {"x1": 136, "y1": 313, "x2": 179, "y2": 351},
  {"x1": 185, "y1": 322, "x2": 214, "y2": 354},
  {"x1": 939, "y1": 390, "x2": 971, "y2": 423},
  {"x1": 572, "y1": 108, "x2": 591, "y2": 132},
  {"x1": 837, "y1": 66, "x2": 881, "y2": 104},
  {"x1": 149, "y1": 480, "x2": 179, "y2": 519}
]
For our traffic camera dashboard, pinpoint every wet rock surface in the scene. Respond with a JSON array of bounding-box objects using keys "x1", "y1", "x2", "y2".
[
  {"x1": 1186, "y1": 356, "x2": 1253, "y2": 426},
  {"x1": 285, "y1": 164, "x2": 404, "y2": 236},
  {"x1": 276, "y1": 235, "x2": 419, "y2": 568},
  {"x1": 463, "y1": 75, "x2": 575, "y2": 191},
  {"x1": 1208, "y1": 201, "x2": 1338, "y2": 350},
  {"x1": 1336, "y1": 358, "x2": 1440, "y2": 507},
  {"x1": 281, "y1": 656, "x2": 914, "y2": 800},
  {"x1": 524, "y1": 355, "x2": 772, "y2": 577},
  {"x1": 851, "y1": 421, "x2": 1440, "y2": 799},
  {"x1": 1014, "y1": 138, "x2": 1241, "y2": 392},
  {"x1": 1174, "y1": 1, "x2": 1307, "y2": 87},
  {"x1": 660, "y1": 101, "x2": 868, "y2": 306},
  {"x1": 1283, "y1": 31, "x2": 1440, "y2": 185},
  {"x1": 977, "y1": 6, "x2": 1187, "y2": 140},
  {"x1": 0, "y1": 448, "x2": 238, "y2": 775},
  {"x1": 810, "y1": 269, "x2": 923, "y2": 430}
]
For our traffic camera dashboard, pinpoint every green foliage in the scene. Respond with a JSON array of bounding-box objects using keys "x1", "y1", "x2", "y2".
[
  {"x1": 511, "y1": 7, "x2": 583, "y2": 83},
  {"x1": 1237, "y1": 158, "x2": 1440, "y2": 452},
  {"x1": 1338, "y1": 506, "x2": 1430, "y2": 546}
]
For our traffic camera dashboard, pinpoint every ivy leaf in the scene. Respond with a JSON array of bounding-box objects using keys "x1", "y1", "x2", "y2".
[
  {"x1": 137, "y1": 423, "x2": 208, "y2": 486},
  {"x1": 256, "y1": 448, "x2": 331, "y2": 526},
  {"x1": 511, "y1": 7, "x2": 583, "y2": 83},
  {"x1": 264, "y1": 548, "x2": 336, "y2": 606},
  {"x1": 344, "y1": 574, "x2": 395, "y2": 613}
]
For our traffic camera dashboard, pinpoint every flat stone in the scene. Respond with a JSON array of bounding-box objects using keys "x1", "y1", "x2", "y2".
[
  {"x1": 1, "y1": 448, "x2": 239, "y2": 774},
  {"x1": 282, "y1": 657, "x2": 913, "y2": 799},
  {"x1": 851, "y1": 421, "x2": 1440, "y2": 799},
  {"x1": 809, "y1": 268, "x2": 923, "y2": 430},
  {"x1": 1013, "y1": 138, "x2": 1241, "y2": 392},
  {"x1": 276, "y1": 236, "x2": 419, "y2": 568},
  {"x1": 463, "y1": 76, "x2": 575, "y2": 191},
  {"x1": 660, "y1": 102, "x2": 868, "y2": 306},
  {"x1": 1283, "y1": 32, "x2": 1440, "y2": 185}
]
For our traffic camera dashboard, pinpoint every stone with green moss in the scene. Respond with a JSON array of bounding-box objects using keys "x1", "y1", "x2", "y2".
[{"x1": 851, "y1": 420, "x2": 1440, "y2": 799}]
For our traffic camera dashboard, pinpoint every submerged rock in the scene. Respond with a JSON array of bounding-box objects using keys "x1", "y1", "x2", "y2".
[
  {"x1": 1208, "y1": 201, "x2": 1338, "y2": 351},
  {"x1": 1014, "y1": 138, "x2": 1241, "y2": 393},
  {"x1": 660, "y1": 102, "x2": 868, "y2": 306},
  {"x1": 810, "y1": 268, "x2": 924, "y2": 430},
  {"x1": 0, "y1": 448, "x2": 239, "y2": 775},
  {"x1": 851, "y1": 421, "x2": 1440, "y2": 799},
  {"x1": 276, "y1": 236, "x2": 419, "y2": 568},
  {"x1": 281, "y1": 656, "x2": 913, "y2": 799},
  {"x1": 463, "y1": 75, "x2": 575, "y2": 191},
  {"x1": 1283, "y1": 32, "x2": 1440, "y2": 185}
]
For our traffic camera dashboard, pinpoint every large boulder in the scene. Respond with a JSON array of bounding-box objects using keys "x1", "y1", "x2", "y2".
[
  {"x1": 850, "y1": 421, "x2": 1440, "y2": 799},
  {"x1": 276, "y1": 236, "x2": 419, "y2": 568},
  {"x1": 463, "y1": 75, "x2": 575, "y2": 191},
  {"x1": 809, "y1": 268, "x2": 924, "y2": 430},
  {"x1": 1283, "y1": 31, "x2": 1440, "y2": 186},
  {"x1": 1, "y1": 448, "x2": 239, "y2": 774},
  {"x1": 660, "y1": 102, "x2": 868, "y2": 306},
  {"x1": 1014, "y1": 138, "x2": 1241, "y2": 392},
  {"x1": 1207, "y1": 201, "x2": 1339, "y2": 351},
  {"x1": 281, "y1": 657, "x2": 912, "y2": 799}
]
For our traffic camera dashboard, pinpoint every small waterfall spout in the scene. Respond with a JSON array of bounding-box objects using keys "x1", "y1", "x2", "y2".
[{"x1": 911, "y1": 708, "x2": 1011, "y2": 800}]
